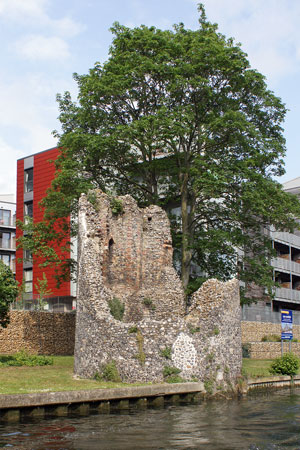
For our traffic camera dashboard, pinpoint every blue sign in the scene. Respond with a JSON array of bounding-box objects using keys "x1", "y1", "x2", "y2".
[{"x1": 281, "y1": 310, "x2": 293, "y2": 340}]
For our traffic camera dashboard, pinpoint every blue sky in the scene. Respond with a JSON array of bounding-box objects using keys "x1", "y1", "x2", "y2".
[{"x1": 1, "y1": 0, "x2": 300, "y2": 194}]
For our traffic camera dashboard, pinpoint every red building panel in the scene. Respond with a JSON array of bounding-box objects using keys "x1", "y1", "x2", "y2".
[{"x1": 16, "y1": 148, "x2": 71, "y2": 298}]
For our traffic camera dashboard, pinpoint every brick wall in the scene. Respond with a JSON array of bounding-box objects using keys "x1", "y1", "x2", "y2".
[{"x1": 0, "y1": 311, "x2": 75, "y2": 355}]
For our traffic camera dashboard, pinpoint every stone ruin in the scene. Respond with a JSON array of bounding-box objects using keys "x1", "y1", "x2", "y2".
[{"x1": 74, "y1": 190, "x2": 242, "y2": 392}]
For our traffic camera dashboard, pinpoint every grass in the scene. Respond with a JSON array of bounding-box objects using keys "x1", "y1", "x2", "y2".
[
  {"x1": 242, "y1": 358, "x2": 275, "y2": 378},
  {"x1": 242, "y1": 358, "x2": 300, "y2": 378},
  {"x1": 0, "y1": 356, "x2": 144, "y2": 395},
  {"x1": 0, "y1": 355, "x2": 298, "y2": 395}
]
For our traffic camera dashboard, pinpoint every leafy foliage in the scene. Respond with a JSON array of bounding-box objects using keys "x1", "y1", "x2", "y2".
[
  {"x1": 34, "y1": 272, "x2": 52, "y2": 310},
  {"x1": 270, "y1": 353, "x2": 300, "y2": 377},
  {"x1": 108, "y1": 297, "x2": 125, "y2": 321},
  {"x1": 160, "y1": 346, "x2": 172, "y2": 359},
  {"x1": 0, "y1": 260, "x2": 18, "y2": 327},
  {"x1": 0, "y1": 350, "x2": 53, "y2": 367},
  {"x1": 242, "y1": 343, "x2": 251, "y2": 358},
  {"x1": 163, "y1": 365, "x2": 181, "y2": 381},
  {"x1": 18, "y1": 4, "x2": 300, "y2": 300},
  {"x1": 261, "y1": 334, "x2": 281, "y2": 342},
  {"x1": 95, "y1": 360, "x2": 121, "y2": 382}
]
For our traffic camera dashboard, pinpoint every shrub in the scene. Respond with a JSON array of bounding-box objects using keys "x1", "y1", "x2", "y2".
[
  {"x1": 270, "y1": 353, "x2": 300, "y2": 377},
  {"x1": 95, "y1": 360, "x2": 121, "y2": 382},
  {"x1": 261, "y1": 334, "x2": 281, "y2": 342},
  {"x1": 166, "y1": 375, "x2": 185, "y2": 384},
  {"x1": 108, "y1": 297, "x2": 124, "y2": 321},
  {"x1": 160, "y1": 346, "x2": 172, "y2": 359},
  {"x1": 0, "y1": 350, "x2": 53, "y2": 367},
  {"x1": 109, "y1": 197, "x2": 123, "y2": 215},
  {"x1": 242, "y1": 343, "x2": 251, "y2": 358},
  {"x1": 163, "y1": 365, "x2": 181, "y2": 378},
  {"x1": 128, "y1": 326, "x2": 138, "y2": 334},
  {"x1": 188, "y1": 326, "x2": 201, "y2": 334}
]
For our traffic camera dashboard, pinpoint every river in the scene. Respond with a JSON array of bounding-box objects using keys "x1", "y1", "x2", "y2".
[{"x1": 1, "y1": 388, "x2": 300, "y2": 449}]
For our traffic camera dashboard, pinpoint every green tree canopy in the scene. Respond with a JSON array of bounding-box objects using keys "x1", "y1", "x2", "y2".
[
  {"x1": 0, "y1": 261, "x2": 18, "y2": 327},
  {"x1": 19, "y1": 4, "x2": 300, "y2": 301}
]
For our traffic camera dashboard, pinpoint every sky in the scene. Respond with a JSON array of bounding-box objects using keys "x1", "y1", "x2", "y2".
[{"x1": 1, "y1": 0, "x2": 300, "y2": 195}]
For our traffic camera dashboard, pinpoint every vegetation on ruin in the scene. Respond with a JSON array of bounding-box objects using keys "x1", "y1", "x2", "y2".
[
  {"x1": 0, "y1": 260, "x2": 18, "y2": 328},
  {"x1": 108, "y1": 297, "x2": 125, "y2": 321},
  {"x1": 160, "y1": 346, "x2": 172, "y2": 360},
  {"x1": 18, "y1": 4, "x2": 300, "y2": 303},
  {"x1": 95, "y1": 360, "x2": 122, "y2": 382},
  {"x1": 135, "y1": 329, "x2": 146, "y2": 366}
]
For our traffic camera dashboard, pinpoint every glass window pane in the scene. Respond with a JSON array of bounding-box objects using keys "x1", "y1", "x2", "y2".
[
  {"x1": 24, "y1": 168, "x2": 33, "y2": 192},
  {"x1": 24, "y1": 202, "x2": 33, "y2": 218},
  {"x1": 0, "y1": 232, "x2": 10, "y2": 249},
  {"x1": 24, "y1": 269, "x2": 33, "y2": 281},
  {"x1": 0, "y1": 210, "x2": 11, "y2": 226}
]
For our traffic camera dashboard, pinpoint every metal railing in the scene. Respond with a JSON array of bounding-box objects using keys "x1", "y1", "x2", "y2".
[
  {"x1": 11, "y1": 295, "x2": 76, "y2": 312},
  {"x1": 242, "y1": 304, "x2": 300, "y2": 325}
]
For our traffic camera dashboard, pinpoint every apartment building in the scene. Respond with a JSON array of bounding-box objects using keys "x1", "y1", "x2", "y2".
[
  {"x1": 0, "y1": 194, "x2": 16, "y2": 274},
  {"x1": 16, "y1": 148, "x2": 75, "y2": 311},
  {"x1": 270, "y1": 177, "x2": 300, "y2": 312}
]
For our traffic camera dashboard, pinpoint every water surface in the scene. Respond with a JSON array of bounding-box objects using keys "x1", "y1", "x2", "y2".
[{"x1": 1, "y1": 388, "x2": 300, "y2": 449}]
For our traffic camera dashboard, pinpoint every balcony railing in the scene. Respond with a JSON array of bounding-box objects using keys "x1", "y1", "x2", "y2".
[
  {"x1": 271, "y1": 231, "x2": 300, "y2": 249},
  {"x1": 272, "y1": 257, "x2": 300, "y2": 275},
  {"x1": 0, "y1": 239, "x2": 15, "y2": 250},
  {"x1": 275, "y1": 287, "x2": 300, "y2": 303},
  {"x1": 0, "y1": 218, "x2": 16, "y2": 228}
]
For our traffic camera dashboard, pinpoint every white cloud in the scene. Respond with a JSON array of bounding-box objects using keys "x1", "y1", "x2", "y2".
[
  {"x1": 0, "y1": 0, "x2": 83, "y2": 38},
  {"x1": 0, "y1": 0, "x2": 48, "y2": 22},
  {"x1": 15, "y1": 35, "x2": 70, "y2": 61}
]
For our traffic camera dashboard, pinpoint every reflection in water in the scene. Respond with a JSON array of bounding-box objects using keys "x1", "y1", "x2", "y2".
[{"x1": 1, "y1": 389, "x2": 300, "y2": 449}]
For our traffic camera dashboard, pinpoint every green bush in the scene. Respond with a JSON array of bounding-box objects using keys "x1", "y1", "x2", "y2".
[
  {"x1": 109, "y1": 197, "x2": 123, "y2": 215},
  {"x1": 163, "y1": 365, "x2": 181, "y2": 378},
  {"x1": 108, "y1": 297, "x2": 124, "y2": 321},
  {"x1": 261, "y1": 334, "x2": 281, "y2": 342},
  {"x1": 128, "y1": 326, "x2": 138, "y2": 333},
  {"x1": 166, "y1": 375, "x2": 185, "y2": 384},
  {"x1": 95, "y1": 360, "x2": 121, "y2": 382},
  {"x1": 0, "y1": 350, "x2": 53, "y2": 367},
  {"x1": 270, "y1": 353, "x2": 300, "y2": 377},
  {"x1": 242, "y1": 343, "x2": 251, "y2": 358},
  {"x1": 160, "y1": 346, "x2": 172, "y2": 359}
]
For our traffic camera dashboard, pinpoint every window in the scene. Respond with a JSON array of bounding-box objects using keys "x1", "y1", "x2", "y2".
[
  {"x1": 0, "y1": 232, "x2": 10, "y2": 249},
  {"x1": 0, "y1": 254, "x2": 10, "y2": 266},
  {"x1": 24, "y1": 168, "x2": 33, "y2": 193},
  {"x1": 0, "y1": 209, "x2": 11, "y2": 226},
  {"x1": 24, "y1": 269, "x2": 33, "y2": 293},
  {"x1": 24, "y1": 249, "x2": 32, "y2": 263},
  {"x1": 24, "y1": 201, "x2": 33, "y2": 223}
]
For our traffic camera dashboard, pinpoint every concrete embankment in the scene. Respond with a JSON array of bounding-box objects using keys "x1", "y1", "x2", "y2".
[
  {"x1": 1, "y1": 377, "x2": 300, "y2": 423},
  {"x1": 0, "y1": 382, "x2": 205, "y2": 422}
]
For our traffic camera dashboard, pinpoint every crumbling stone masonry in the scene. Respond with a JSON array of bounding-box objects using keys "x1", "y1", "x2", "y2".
[{"x1": 74, "y1": 190, "x2": 242, "y2": 391}]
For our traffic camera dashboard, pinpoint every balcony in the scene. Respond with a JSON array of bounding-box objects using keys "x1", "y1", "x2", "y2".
[
  {"x1": 0, "y1": 218, "x2": 16, "y2": 228},
  {"x1": 271, "y1": 231, "x2": 300, "y2": 248},
  {"x1": 272, "y1": 257, "x2": 300, "y2": 275},
  {"x1": 275, "y1": 287, "x2": 300, "y2": 303},
  {"x1": 0, "y1": 238, "x2": 16, "y2": 251}
]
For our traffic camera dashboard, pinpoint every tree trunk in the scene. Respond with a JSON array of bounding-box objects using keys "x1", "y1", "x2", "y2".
[{"x1": 180, "y1": 174, "x2": 195, "y2": 292}]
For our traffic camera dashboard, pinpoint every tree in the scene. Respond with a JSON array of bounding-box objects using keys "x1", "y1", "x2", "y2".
[
  {"x1": 0, "y1": 261, "x2": 18, "y2": 327},
  {"x1": 19, "y1": 4, "x2": 300, "y2": 301},
  {"x1": 34, "y1": 272, "x2": 52, "y2": 310}
]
